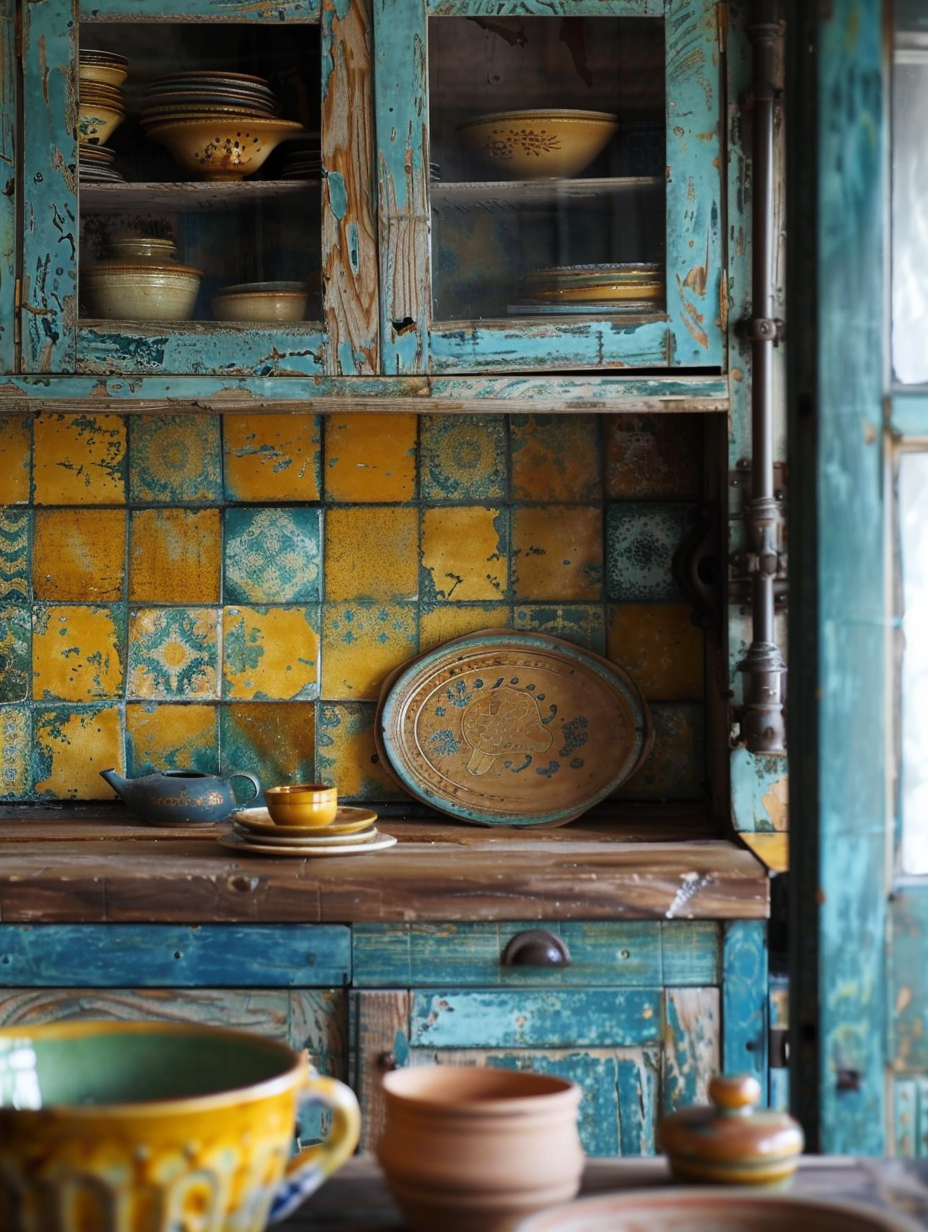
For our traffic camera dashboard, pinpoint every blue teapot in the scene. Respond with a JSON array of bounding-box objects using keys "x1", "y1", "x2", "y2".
[{"x1": 100, "y1": 768, "x2": 260, "y2": 825}]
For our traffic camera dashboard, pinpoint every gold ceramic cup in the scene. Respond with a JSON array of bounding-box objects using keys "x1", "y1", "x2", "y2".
[
  {"x1": 0, "y1": 1020, "x2": 361, "y2": 1232},
  {"x1": 265, "y1": 782, "x2": 339, "y2": 828}
]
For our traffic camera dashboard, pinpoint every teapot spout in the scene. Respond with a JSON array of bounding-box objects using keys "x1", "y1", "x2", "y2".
[{"x1": 100, "y1": 768, "x2": 128, "y2": 799}]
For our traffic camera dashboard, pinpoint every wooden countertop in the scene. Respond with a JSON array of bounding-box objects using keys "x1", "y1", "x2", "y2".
[
  {"x1": 283, "y1": 1155, "x2": 928, "y2": 1230},
  {"x1": 0, "y1": 807, "x2": 770, "y2": 924}
]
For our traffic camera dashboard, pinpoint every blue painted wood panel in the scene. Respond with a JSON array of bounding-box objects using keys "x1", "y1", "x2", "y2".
[
  {"x1": 408, "y1": 988, "x2": 663, "y2": 1048},
  {"x1": 721, "y1": 920, "x2": 767, "y2": 1095},
  {"x1": 77, "y1": 327, "x2": 326, "y2": 377},
  {"x1": 0, "y1": 924, "x2": 352, "y2": 986},
  {"x1": 352, "y1": 920, "x2": 720, "y2": 987},
  {"x1": 0, "y1": 4, "x2": 15, "y2": 375}
]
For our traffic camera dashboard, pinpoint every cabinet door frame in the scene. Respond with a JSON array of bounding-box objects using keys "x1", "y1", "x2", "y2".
[{"x1": 375, "y1": 0, "x2": 726, "y2": 376}]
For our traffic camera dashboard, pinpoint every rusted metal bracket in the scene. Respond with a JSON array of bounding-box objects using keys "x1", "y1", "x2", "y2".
[
  {"x1": 730, "y1": 460, "x2": 788, "y2": 611},
  {"x1": 737, "y1": 315, "x2": 786, "y2": 345}
]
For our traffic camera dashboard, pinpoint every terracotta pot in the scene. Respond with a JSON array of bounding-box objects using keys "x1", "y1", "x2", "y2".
[{"x1": 376, "y1": 1066, "x2": 584, "y2": 1232}]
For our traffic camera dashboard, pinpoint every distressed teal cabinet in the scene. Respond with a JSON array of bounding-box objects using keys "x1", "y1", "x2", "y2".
[{"x1": 10, "y1": 0, "x2": 725, "y2": 381}]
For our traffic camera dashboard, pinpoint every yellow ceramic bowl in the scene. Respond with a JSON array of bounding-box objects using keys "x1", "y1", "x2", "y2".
[
  {"x1": 458, "y1": 109, "x2": 619, "y2": 180},
  {"x1": 0, "y1": 1020, "x2": 361, "y2": 1232},
  {"x1": 144, "y1": 115, "x2": 304, "y2": 181},
  {"x1": 265, "y1": 782, "x2": 339, "y2": 828},
  {"x1": 78, "y1": 101, "x2": 124, "y2": 146}
]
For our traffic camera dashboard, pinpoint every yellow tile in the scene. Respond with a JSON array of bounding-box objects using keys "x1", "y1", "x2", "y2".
[
  {"x1": 324, "y1": 507, "x2": 419, "y2": 601},
  {"x1": 324, "y1": 413, "x2": 417, "y2": 502},
  {"x1": 224, "y1": 413, "x2": 321, "y2": 502},
  {"x1": 511, "y1": 415, "x2": 601, "y2": 501},
  {"x1": 0, "y1": 416, "x2": 31, "y2": 503},
  {"x1": 322, "y1": 602, "x2": 417, "y2": 700},
  {"x1": 126, "y1": 703, "x2": 218, "y2": 773},
  {"x1": 32, "y1": 605, "x2": 124, "y2": 701},
  {"x1": 223, "y1": 606, "x2": 320, "y2": 700},
  {"x1": 33, "y1": 413, "x2": 127, "y2": 505},
  {"x1": 512, "y1": 505, "x2": 603, "y2": 601},
  {"x1": 316, "y1": 702, "x2": 406, "y2": 800},
  {"x1": 421, "y1": 506, "x2": 506, "y2": 602},
  {"x1": 607, "y1": 603, "x2": 704, "y2": 701},
  {"x1": 222, "y1": 703, "x2": 317, "y2": 788},
  {"x1": 36, "y1": 706, "x2": 124, "y2": 799},
  {"x1": 33, "y1": 508, "x2": 126, "y2": 601},
  {"x1": 129, "y1": 508, "x2": 221, "y2": 603},
  {"x1": 419, "y1": 604, "x2": 510, "y2": 653}
]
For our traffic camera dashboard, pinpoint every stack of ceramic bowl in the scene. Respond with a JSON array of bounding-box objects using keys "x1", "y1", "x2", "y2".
[
  {"x1": 77, "y1": 143, "x2": 124, "y2": 183},
  {"x1": 511, "y1": 261, "x2": 665, "y2": 315},
  {"x1": 139, "y1": 71, "x2": 304, "y2": 181},
  {"x1": 81, "y1": 232, "x2": 202, "y2": 322},
  {"x1": 78, "y1": 48, "x2": 128, "y2": 146},
  {"x1": 223, "y1": 783, "x2": 396, "y2": 857},
  {"x1": 277, "y1": 132, "x2": 321, "y2": 179}
]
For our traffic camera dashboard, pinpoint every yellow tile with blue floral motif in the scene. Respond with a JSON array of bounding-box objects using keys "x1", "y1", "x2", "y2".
[
  {"x1": 605, "y1": 414, "x2": 703, "y2": 500},
  {"x1": 33, "y1": 414, "x2": 126, "y2": 505},
  {"x1": 129, "y1": 415, "x2": 222, "y2": 503},
  {"x1": 221, "y1": 703, "x2": 317, "y2": 789},
  {"x1": 512, "y1": 505, "x2": 603, "y2": 601},
  {"x1": 421, "y1": 506, "x2": 507, "y2": 602},
  {"x1": 129, "y1": 508, "x2": 221, "y2": 604},
  {"x1": 324, "y1": 413, "x2": 417, "y2": 502},
  {"x1": 316, "y1": 701, "x2": 406, "y2": 801},
  {"x1": 514, "y1": 604, "x2": 606, "y2": 653},
  {"x1": 126, "y1": 702, "x2": 219, "y2": 775},
  {"x1": 0, "y1": 417, "x2": 31, "y2": 503},
  {"x1": 322, "y1": 602, "x2": 417, "y2": 700},
  {"x1": 325, "y1": 507, "x2": 418, "y2": 601},
  {"x1": 607, "y1": 603, "x2": 704, "y2": 701},
  {"x1": 223, "y1": 605, "x2": 320, "y2": 700},
  {"x1": 419, "y1": 603, "x2": 510, "y2": 653},
  {"x1": 0, "y1": 508, "x2": 30, "y2": 604},
  {"x1": 0, "y1": 705, "x2": 31, "y2": 797},
  {"x1": 35, "y1": 705, "x2": 123, "y2": 799},
  {"x1": 33, "y1": 508, "x2": 126, "y2": 602},
  {"x1": 511, "y1": 415, "x2": 602, "y2": 502},
  {"x1": 127, "y1": 607, "x2": 220, "y2": 700},
  {"x1": 32, "y1": 605, "x2": 125, "y2": 701},
  {"x1": 224, "y1": 413, "x2": 321, "y2": 502}
]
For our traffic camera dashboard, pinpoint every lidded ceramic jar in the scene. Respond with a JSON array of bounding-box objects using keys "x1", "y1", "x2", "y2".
[{"x1": 658, "y1": 1073, "x2": 804, "y2": 1187}]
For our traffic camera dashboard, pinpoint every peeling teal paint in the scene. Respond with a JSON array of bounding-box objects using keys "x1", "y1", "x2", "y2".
[
  {"x1": 730, "y1": 746, "x2": 788, "y2": 833},
  {"x1": 327, "y1": 171, "x2": 349, "y2": 220}
]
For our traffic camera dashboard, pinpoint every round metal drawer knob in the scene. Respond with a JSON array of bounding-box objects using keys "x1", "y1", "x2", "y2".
[{"x1": 501, "y1": 929, "x2": 571, "y2": 968}]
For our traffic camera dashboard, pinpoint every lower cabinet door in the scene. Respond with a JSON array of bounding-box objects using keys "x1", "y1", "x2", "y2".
[{"x1": 350, "y1": 986, "x2": 721, "y2": 1156}]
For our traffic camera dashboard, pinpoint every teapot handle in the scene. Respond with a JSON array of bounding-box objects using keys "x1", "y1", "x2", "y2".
[
  {"x1": 228, "y1": 772, "x2": 261, "y2": 804},
  {"x1": 267, "y1": 1068, "x2": 361, "y2": 1224}
]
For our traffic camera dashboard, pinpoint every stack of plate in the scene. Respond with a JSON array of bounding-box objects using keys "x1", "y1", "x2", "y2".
[
  {"x1": 78, "y1": 143, "x2": 125, "y2": 183},
  {"x1": 510, "y1": 262, "x2": 665, "y2": 315},
  {"x1": 79, "y1": 49, "x2": 128, "y2": 146},
  {"x1": 220, "y1": 805, "x2": 397, "y2": 857},
  {"x1": 278, "y1": 132, "x2": 321, "y2": 179},
  {"x1": 140, "y1": 70, "x2": 280, "y2": 127}
]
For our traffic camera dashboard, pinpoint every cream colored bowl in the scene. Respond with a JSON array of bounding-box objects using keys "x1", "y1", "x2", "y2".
[
  {"x1": 458, "y1": 109, "x2": 618, "y2": 180},
  {"x1": 78, "y1": 102, "x2": 124, "y2": 146},
  {"x1": 213, "y1": 281, "x2": 309, "y2": 322},
  {"x1": 81, "y1": 262, "x2": 202, "y2": 321},
  {"x1": 145, "y1": 115, "x2": 304, "y2": 181}
]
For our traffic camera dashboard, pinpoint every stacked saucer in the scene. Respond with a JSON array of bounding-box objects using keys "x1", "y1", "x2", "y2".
[
  {"x1": 221, "y1": 806, "x2": 397, "y2": 857},
  {"x1": 278, "y1": 132, "x2": 321, "y2": 179},
  {"x1": 140, "y1": 71, "x2": 281, "y2": 126},
  {"x1": 510, "y1": 262, "x2": 665, "y2": 315},
  {"x1": 78, "y1": 143, "x2": 125, "y2": 183}
]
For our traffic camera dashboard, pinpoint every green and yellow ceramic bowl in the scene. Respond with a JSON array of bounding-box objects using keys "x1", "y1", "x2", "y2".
[{"x1": 0, "y1": 1020, "x2": 361, "y2": 1232}]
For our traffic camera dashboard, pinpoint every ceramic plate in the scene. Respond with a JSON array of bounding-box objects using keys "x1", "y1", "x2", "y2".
[
  {"x1": 232, "y1": 805, "x2": 378, "y2": 837},
  {"x1": 376, "y1": 630, "x2": 653, "y2": 828},
  {"x1": 231, "y1": 820, "x2": 376, "y2": 847},
  {"x1": 217, "y1": 830, "x2": 397, "y2": 858}
]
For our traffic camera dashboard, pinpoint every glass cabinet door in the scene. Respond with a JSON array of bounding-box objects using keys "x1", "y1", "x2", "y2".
[
  {"x1": 376, "y1": 0, "x2": 724, "y2": 375},
  {"x1": 20, "y1": 0, "x2": 377, "y2": 378}
]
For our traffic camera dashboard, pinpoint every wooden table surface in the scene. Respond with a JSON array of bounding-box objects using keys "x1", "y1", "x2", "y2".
[
  {"x1": 281, "y1": 1155, "x2": 928, "y2": 1230},
  {"x1": 0, "y1": 808, "x2": 769, "y2": 923}
]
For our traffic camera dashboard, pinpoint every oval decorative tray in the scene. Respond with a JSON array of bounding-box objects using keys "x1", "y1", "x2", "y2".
[{"x1": 375, "y1": 630, "x2": 653, "y2": 827}]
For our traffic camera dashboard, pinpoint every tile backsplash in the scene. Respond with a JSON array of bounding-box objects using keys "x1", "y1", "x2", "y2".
[{"x1": 0, "y1": 410, "x2": 708, "y2": 807}]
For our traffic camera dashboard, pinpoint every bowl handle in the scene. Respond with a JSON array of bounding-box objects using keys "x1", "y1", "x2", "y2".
[{"x1": 267, "y1": 1064, "x2": 362, "y2": 1225}]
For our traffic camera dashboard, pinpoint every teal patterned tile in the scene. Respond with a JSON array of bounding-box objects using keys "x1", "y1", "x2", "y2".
[
  {"x1": 615, "y1": 702, "x2": 705, "y2": 800},
  {"x1": 605, "y1": 502, "x2": 698, "y2": 602},
  {"x1": 0, "y1": 607, "x2": 30, "y2": 702},
  {"x1": 513, "y1": 605, "x2": 607, "y2": 654},
  {"x1": 0, "y1": 508, "x2": 30, "y2": 604},
  {"x1": 220, "y1": 703, "x2": 317, "y2": 794},
  {"x1": 420, "y1": 414, "x2": 508, "y2": 501},
  {"x1": 128, "y1": 415, "x2": 222, "y2": 503},
  {"x1": 316, "y1": 701, "x2": 407, "y2": 802},
  {"x1": 126, "y1": 702, "x2": 219, "y2": 776},
  {"x1": 224, "y1": 507, "x2": 322, "y2": 603},
  {"x1": 510, "y1": 415, "x2": 602, "y2": 502},
  {"x1": 127, "y1": 607, "x2": 220, "y2": 700},
  {"x1": 0, "y1": 705, "x2": 31, "y2": 798}
]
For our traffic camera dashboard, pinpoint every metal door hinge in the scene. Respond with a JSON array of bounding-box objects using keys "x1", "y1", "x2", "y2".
[{"x1": 13, "y1": 278, "x2": 20, "y2": 355}]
